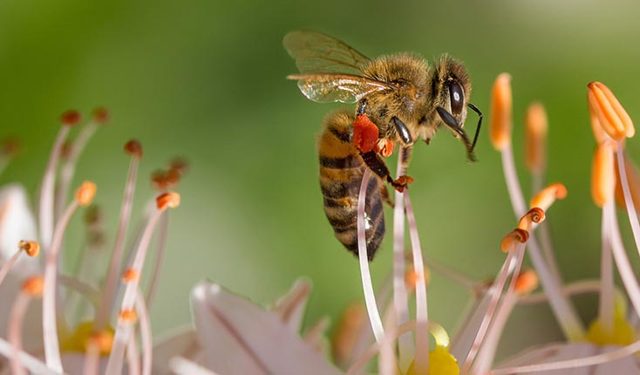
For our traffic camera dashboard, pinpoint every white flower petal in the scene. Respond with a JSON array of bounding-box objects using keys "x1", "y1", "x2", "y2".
[
  {"x1": 152, "y1": 327, "x2": 200, "y2": 375},
  {"x1": 0, "y1": 184, "x2": 38, "y2": 275},
  {"x1": 191, "y1": 281, "x2": 341, "y2": 375},
  {"x1": 271, "y1": 278, "x2": 311, "y2": 332}
]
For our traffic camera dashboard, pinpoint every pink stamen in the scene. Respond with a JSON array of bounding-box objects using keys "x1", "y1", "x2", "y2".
[
  {"x1": 82, "y1": 343, "x2": 100, "y2": 375},
  {"x1": 519, "y1": 279, "x2": 612, "y2": 305},
  {"x1": 105, "y1": 206, "x2": 166, "y2": 375},
  {"x1": 8, "y1": 291, "x2": 31, "y2": 375},
  {"x1": 39, "y1": 125, "x2": 71, "y2": 249},
  {"x1": 356, "y1": 168, "x2": 384, "y2": 343},
  {"x1": 0, "y1": 337, "x2": 57, "y2": 375},
  {"x1": 378, "y1": 309, "x2": 397, "y2": 375},
  {"x1": 599, "y1": 208, "x2": 615, "y2": 333},
  {"x1": 127, "y1": 335, "x2": 141, "y2": 375},
  {"x1": 393, "y1": 150, "x2": 412, "y2": 369},
  {"x1": 43, "y1": 200, "x2": 81, "y2": 372},
  {"x1": 96, "y1": 153, "x2": 141, "y2": 330},
  {"x1": 0, "y1": 248, "x2": 23, "y2": 287},
  {"x1": 145, "y1": 213, "x2": 169, "y2": 307},
  {"x1": 615, "y1": 144, "x2": 640, "y2": 254},
  {"x1": 136, "y1": 290, "x2": 152, "y2": 375},
  {"x1": 491, "y1": 339, "x2": 640, "y2": 374},
  {"x1": 403, "y1": 193, "x2": 429, "y2": 373}
]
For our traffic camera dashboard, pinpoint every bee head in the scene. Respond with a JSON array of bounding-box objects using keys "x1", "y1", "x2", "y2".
[{"x1": 433, "y1": 55, "x2": 471, "y2": 127}]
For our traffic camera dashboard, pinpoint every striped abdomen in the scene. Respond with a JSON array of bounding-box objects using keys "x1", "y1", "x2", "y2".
[{"x1": 318, "y1": 110, "x2": 385, "y2": 260}]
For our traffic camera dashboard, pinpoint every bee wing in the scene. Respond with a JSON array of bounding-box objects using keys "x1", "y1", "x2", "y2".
[
  {"x1": 283, "y1": 31, "x2": 371, "y2": 75},
  {"x1": 288, "y1": 73, "x2": 392, "y2": 103}
]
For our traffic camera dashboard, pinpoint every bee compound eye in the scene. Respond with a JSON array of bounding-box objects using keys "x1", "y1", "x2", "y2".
[{"x1": 449, "y1": 80, "x2": 465, "y2": 115}]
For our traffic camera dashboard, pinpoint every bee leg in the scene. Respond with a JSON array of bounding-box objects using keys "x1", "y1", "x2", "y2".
[
  {"x1": 360, "y1": 151, "x2": 414, "y2": 192},
  {"x1": 436, "y1": 106, "x2": 477, "y2": 162},
  {"x1": 391, "y1": 116, "x2": 413, "y2": 145}
]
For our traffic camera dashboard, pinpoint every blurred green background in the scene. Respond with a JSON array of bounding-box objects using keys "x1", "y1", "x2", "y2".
[{"x1": 1, "y1": 0, "x2": 640, "y2": 360}]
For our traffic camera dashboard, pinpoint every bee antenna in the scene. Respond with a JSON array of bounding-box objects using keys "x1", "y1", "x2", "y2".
[{"x1": 468, "y1": 103, "x2": 483, "y2": 152}]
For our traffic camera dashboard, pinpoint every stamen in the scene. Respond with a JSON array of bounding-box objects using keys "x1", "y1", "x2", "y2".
[
  {"x1": 489, "y1": 73, "x2": 512, "y2": 151},
  {"x1": 590, "y1": 100, "x2": 611, "y2": 144},
  {"x1": 136, "y1": 290, "x2": 152, "y2": 375},
  {"x1": 392, "y1": 149, "x2": 412, "y2": 370},
  {"x1": 122, "y1": 268, "x2": 139, "y2": 282},
  {"x1": 127, "y1": 335, "x2": 141, "y2": 375},
  {"x1": 170, "y1": 356, "x2": 220, "y2": 375},
  {"x1": 0, "y1": 338, "x2": 58, "y2": 375},
  {"x1": 500, "y1": 229, "x2": 529, "y2": 252},
  {"x1": 39, "y1": 111, "x2": 77, "y2": 248},
  {"x1": 0, "y1": 244, "x2": 27, "y2": 287},
  {"x1": 0, "y1": 137, "x2": 20, "y2": 176},
  {"x1": 9, "y1": 276, "x2": 43, "y2": 375},
  {"x1": 43, "y1": 182, "x2": 92, "y2": 372},
  {"x1": 530, "y1": 183, "x2": 567, "y2": 211},
  {"x1": 615, "y1": 145, "x2": 640, "y2": 260},
  {"x1": 514, "y1": 269, "x2": 539, "y2": 295},
  {"x1": 525, "y1": 102, "x2": 548, "y2": 179},
  {"x1": 517, "y1": 207, "x2": 546, "y2": 230},
  {"x1": 332, "y1": 302, "x2": 367, "y2": 368},
  {"x1": 105, "y1": 192, "x2": 180, "y2": 375},
  {"x1": 145, "y1": 213, "x2": 169, "y2": 307},
  {"x1": 355, "y1": 169, "x2": 384, "y2": 344},
  {"x1": 587, "y1": 81, "x2": 634, "y2": 141},
  {"x1": 95, "y1": 140, "x2": 142, "y2": 333},
  {"x1": 592, "y1": 142, "x2": 616, "y2": 207},
  {"x1": 404, "y1": 193, "x2": 430, "y2": 374}
]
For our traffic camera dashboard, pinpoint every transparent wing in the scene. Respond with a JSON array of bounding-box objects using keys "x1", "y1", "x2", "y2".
[
  {"x1": 289, "y1": 74, "x2": 391, "y2": 104},
  {"x1": 283, "y1": 30, "x2": 371, "y2": 75}
]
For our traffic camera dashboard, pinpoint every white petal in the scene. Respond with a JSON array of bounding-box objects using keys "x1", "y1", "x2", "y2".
[
  {"x1": 190, "y1": 281, "x2": 341, "y2": 375},
  {"x1": 152, "y1": 327, "x2": 200, "y2": 375},
  {"x1": 271, "y1": 278, "x2": 311, "y2": 332},
  {"x1": 0, "y1": 184, "x2": 39, "y2": 275}
]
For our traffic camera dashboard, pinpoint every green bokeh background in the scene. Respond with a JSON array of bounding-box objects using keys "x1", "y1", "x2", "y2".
[{"x1": 2, "y1": 0, "x2": 639, "y2": 360}]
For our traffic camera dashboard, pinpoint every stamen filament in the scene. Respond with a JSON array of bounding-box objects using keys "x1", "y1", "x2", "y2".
[
  {"x1": 403, "y1": 193, "x2": 429, "y2": 374},
  {"x1": 137, "y1": 290, "x2": 153, "y2": 375},
  {"x1": 9, "y1": 292, "x2": 33, "y2": 375},
  {"x1": 393, "y1": 149, "x2": 412, "y2": 369},
  {"x1": 356, "y1": 169, "x2": 384, "y2": 344},
  {"x1": 145, "y1": 213, "x2": 169, "y2": 307},
  {"x1": 97, "y1": 148, "x2": 141, "y2": 331},
  {"x1": 127, "y1": 335, "x2": 141, "y2": 375},
  {"x1": 0, "y1": 248, "x2": 23, "y2": 287},
  {"x1": 170, "y1": 356, "x2": 220, "y2": 375},
  {"x1": 615, "y1": 144, "x2": 640, "y2": 256},
  {"x1": 599, "y1": 208, "x2": 615, "y2": 334},
  {"x1": 0, "y1": 337, "x2": 59, "y2": 375}
]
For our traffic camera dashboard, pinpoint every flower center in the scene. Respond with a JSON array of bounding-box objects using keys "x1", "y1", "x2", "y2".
[
  {"x1": 406, "y1": 345, "x2": 459, "y2": 375},
  {"x1": 60, "y1": 321, "x2": 114, "y2": 356}
]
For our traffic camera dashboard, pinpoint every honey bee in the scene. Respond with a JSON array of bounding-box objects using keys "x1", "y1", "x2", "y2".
[{"x1": 284, "y1": 31, "x2": 482, "y2": 259}]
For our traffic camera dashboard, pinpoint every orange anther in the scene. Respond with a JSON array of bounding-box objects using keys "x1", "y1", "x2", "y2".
[
  {"x1": 518, "y1": 207, "x2": 546, "y2": 230},
  {"x1": 19, "y1": 240, "x2": 40, "y2": 257},
  {"x1": 119, "y1": 309, "x2": 137, "y2": 323},
  {"x1": 122, "y1": 268, "x2": 138, "y2": 282},
  {"x1": 489, "y1": 73, "x2": 512, "y2": 151},
  {"x1": 61, "y1": 110, "x2": 82, "y2": 126},
  {"x1": 75, "y1": 181, "x2": 97, "y2": 206},
  {"x1": 22, "y1": 276, "x2": 44, "y2": 297},
  {"x1": 514, "y1": 269, "x2": 539, "y2": 295},
  {"x1": 90, "y1": 330, "x2": 114, "y2": 354},
  {"x1": 592, "y1": 142, "x2": 615, "y2": 207},
  {"x1": 124, "y1": 139, "x2": 143, "y2": 158},
  {"x1": 530, "y1": 183, "x2": 567, "y2": 211},
  {"x1": 525, "y1": 103, "x2": 547, "y2": 174},
  {"x1": 92, "y1": 107, "x2": 109, "y2": 124},
  {"x1": 587, "y1": 82, "x2": 634, "y2": 141},
  {"x1": 156, "y1": 192, "x2": 181, "y2": 210},
  {"x1": 500, "y1": 228, "x2": 529, "y2": 252}
]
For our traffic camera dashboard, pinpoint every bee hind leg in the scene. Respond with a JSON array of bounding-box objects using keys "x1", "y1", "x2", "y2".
[{"x1": 360, "y1": 151, "x2": 413, "y2": 192}]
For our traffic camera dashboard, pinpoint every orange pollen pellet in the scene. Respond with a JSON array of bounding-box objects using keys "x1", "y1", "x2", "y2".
[
  {"x1": 22, "y1": 276, "x2": 44, "y2": 296},
  {"x1": 92, "y1": 107, "x2": 109, "y2": 124},
  {"x1": 75, "y1": 181, "x2": 97, "y2": 206},
  {"x1": 525, "y1": 102, "x2": 548, "y2": 173},
  {"x1": 19, "y1": 240, "x2": 40, "y2": 257},
  {"x1": 122, "y1": 268, "x2": 138, "y2": 282},
  {"x1": 489, "y1": 73, "x2": 512, "y2": 151},
  {"x1": 156, "y1": 191, "x2": 181, "y2": 209},
  {"x1": 500, "y1": 228, "x2": 529, "y2": 252},
  {"x1": 514, "y1": 269, "x2": 539, "y2": 295},
  {"x1": 124, "y1": 139, "x2": 143, "y2": 158},
  {"x1": 90, "y1": 330, "x2": 114, "y2": 353},
  {"x1": 587, "y1": 81, "x2": 635, "y2": 141},
  {"x1": 530, "y1": 183, "x2": 568, "y2": 211},
  {"x1": 119, "y1": 309, "x2": 137, "y2": 323},
  {"x1": 592, "y1": 141, "x2": 615, "y2": 207},
  {"x1": 518, "y1": 207, "x2": 546, "y2": 229},
  {"x1": 61, "y1": 110, "x2": 82, "y2": 126}
]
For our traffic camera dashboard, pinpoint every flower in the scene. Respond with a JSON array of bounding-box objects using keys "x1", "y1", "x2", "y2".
[{"x1": 0, "y1": 109, "x2": 184, "y2": 375}]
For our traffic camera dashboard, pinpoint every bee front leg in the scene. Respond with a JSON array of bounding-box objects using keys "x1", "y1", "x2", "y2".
[{"x1": 360, "y1": 151, "x2": 413, "y2": 192}]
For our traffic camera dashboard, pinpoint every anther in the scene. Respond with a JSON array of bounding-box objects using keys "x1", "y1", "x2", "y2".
[
  {"x1": 1, "y1": 137, "x2": 20, "y2": 157},
  {"x1": 500, "y1": 228, "x2": 529, "y2": 252},
  {"x1": 489, "y1": 73, "x2": 512, "y2": 151},
  {"x1": 525, "y1": 103, "x2": 547, "y2": 174},
  {"x1": 119, "y1": 309, "x2": 137, "y2": 323},
  {"x1": 169, "y1": 157, "x2": 189, "y2": 176},
  {"x1": 530, "y1": 183, "x2": 567, "y2": 211},
  {"x1": 124, "y1": 139, "x2": 143, "y2": 158},
  {"x1": 587, "y1": 82, "x2": 634, "y2": 141},
  {"x1": 518, "y1": 207, "x2": 546, "y2": 229},
  {"x1": 19, "y1": 240, "x2": 40, "y2": 257},
  {"x1": 156, "y1": 192, "x2": 181, "y2": 210},
  {"x1": 22, "y1": 276, "x2": 44, "y2": 296},
  {"x1": 61, "y1": 110, "x2": 82, "y2": 126},
  {"x1": 84, "y1": 205, "x2": 101, "y2": 225},
  {"x1": 514, "y1": 269, "x2": 538, "y2": 295},
  {"x1": 90, "y1": 330, "x2": 114, "y2": 354},
  {"x1": 592, "y1": 142, "x2": 615, "y2": 207},
  {"x1": 92, "y1": 107, "x2": 109, "y2": 124},
  {"x1": 75, "y1": 181, "x2": 97, "y2": 206},
  {"x1": 122, "y1": 268, "x2": 138, "y2": 282}
]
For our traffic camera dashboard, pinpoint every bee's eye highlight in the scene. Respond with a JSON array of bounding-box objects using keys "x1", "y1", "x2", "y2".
[{"x1": 448, "y1": 80, "x2": 464, "y2": 115}]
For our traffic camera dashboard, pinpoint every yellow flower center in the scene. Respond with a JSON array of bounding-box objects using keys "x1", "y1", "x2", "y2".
[
  {"x1": 60, "y1": 321, "x2": 114, "y2": 356},
  {"x1": 406, "y1": 345, "x2": 460, "y2": 375},
  {"x1": 586, "y1": 298, "x2": 635, "y2": 346}
]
